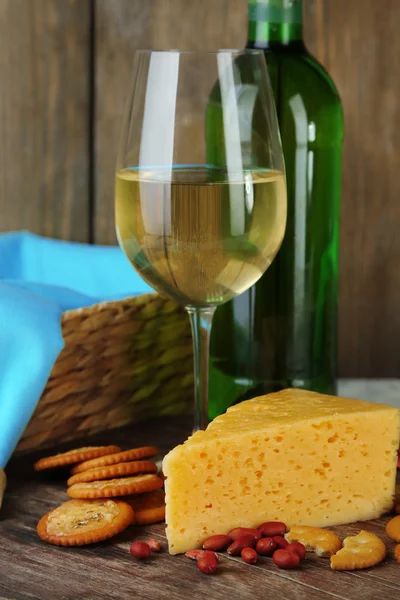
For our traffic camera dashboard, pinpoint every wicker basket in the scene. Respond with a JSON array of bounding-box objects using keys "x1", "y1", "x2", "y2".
[{"x1": 16, "y1": 293, "x2": 193, "y2": 453}]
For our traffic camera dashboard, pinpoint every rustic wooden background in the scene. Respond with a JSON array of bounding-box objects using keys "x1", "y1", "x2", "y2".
[{"x1": 0, "y1": 0, "x2": 399, "y2": 378}]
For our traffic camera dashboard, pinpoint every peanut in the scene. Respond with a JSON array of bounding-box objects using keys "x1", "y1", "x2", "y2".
[
  {"x1": 273, "y1": 549, "x2": 300, "y2": 569},
  {"x1": 147, "y1": 538, "x2": 161, "y2": 552},
  {"x1": 273, "y1": 535, "x2": 289, "y2": 549},
  {"x1": 185, "y1": 549, "x2": 219, "y2": 562},
  {"x1": 130, "y1": 541, "x2": 151, "y2": 559},
  {"x1": 241, "y1": 547, "x2": 258, "y2": 564},
  {"x1": 227, "y1": 534, "x2": 257, "y2": 555},
  {"x1": 258, "y1": 521, "x2": 287, "y2": 538},
  {"x1": 200, "y1": 550, "x2": 219, "y2": 562},
  {"x1": 256, "y1": 537, "x2": 277, "y2": 556},
  {"x1": 197, "y1": 554, "x2": 218, "y2": 574},
  {"x1": 286, "y1": 542, "x2": 306, "y2": 560},
  {"x1": 228, "y1": 527, "x2": 261, "y2": 541},
  {"x1": 185, "y1": 549, "x2": 203, "y2": 560},
  {"x1": 203, "y1": 534, "x2": 233, "y2": 552}
]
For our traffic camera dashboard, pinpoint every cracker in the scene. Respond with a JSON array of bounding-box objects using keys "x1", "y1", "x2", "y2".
[
  {"x1": 125, "y1": 490, "x2": 165, "y2": 525},
  {"x1": 34, "y1": 446, "x2": 121, "y2": 471},
  {"x1": 285, "y1": 525, "x2": 342, "y2": 557},
  {"x1": 386, "y1": 515, "x2": 400, "y2": 542},
  {"x1": 37, "y1": 499, "x2": 134, "y2": 546},
  {"x1": 70, "y1": 447, "x2": 158, "y2": 475},
  {"x1": 330, "y1": 530, "x2": 386, "y2": 570},
  {"x1": 395, "y1": 544, "x2": 400, "y2": 564},
  {"x1": 67, "y1": 460, "x2": 157, "y2": 486},
  {"x1": 67, "y1": 474, "x2": 163, "y2": 499}
]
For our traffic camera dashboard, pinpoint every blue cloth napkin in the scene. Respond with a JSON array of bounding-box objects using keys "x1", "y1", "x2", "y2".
[{"x1": 0, "y1": 232, "x2": 153, "y2": 467}]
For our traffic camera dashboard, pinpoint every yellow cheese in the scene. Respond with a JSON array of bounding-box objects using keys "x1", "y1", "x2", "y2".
[{"x1": 162, "y1": 389, "x2": 400, "y2": 554}]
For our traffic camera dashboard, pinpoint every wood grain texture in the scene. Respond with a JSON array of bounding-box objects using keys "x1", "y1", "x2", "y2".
[
  {"x1": 305, "y1": 0, "x2": 400, "y2": 377},
  {"x1": 0, "y1": 0, "x2": 90, "y2": 241},
  {"x1": 1, "y1": 418, "x2": 400, "y2": 600}
]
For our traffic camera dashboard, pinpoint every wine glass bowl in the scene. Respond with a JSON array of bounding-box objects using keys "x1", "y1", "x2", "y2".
[
  {"x1": 115, "y1": 165, "x2": 286, "y2": 308},
  {"x1": 115, "y1": 49, "x2": 287, "y2": 430}
]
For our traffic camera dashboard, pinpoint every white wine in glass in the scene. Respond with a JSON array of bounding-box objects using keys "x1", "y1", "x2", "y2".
[{"x1": 115, "y1": 50, "x2": 287, "y2": 431}]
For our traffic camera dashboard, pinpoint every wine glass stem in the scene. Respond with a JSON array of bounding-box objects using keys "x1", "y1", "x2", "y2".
[{"x1": 186, "y1": 306, "x2": 216, "y2": 432}]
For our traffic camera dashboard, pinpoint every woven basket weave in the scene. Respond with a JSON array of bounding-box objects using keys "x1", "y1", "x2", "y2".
[{"x1": 16, "y1": 293, "x2": 193, "y2": 453}]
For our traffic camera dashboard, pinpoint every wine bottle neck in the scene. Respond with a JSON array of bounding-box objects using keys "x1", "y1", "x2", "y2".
[{"x1": 247, "y1": 0, "x2": 304, "y2": 48}]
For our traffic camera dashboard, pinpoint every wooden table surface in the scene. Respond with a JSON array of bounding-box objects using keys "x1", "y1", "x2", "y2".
[{"x1": 1, "y1": 416, "x2": 400, "y2": 600}]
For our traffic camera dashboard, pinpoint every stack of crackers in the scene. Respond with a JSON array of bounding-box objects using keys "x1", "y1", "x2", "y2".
[{"x1": 34, "y1": 445, "x2": 165, "y2": 546}]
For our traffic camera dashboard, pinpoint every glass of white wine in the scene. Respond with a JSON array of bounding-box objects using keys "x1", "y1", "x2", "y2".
[{"x1": 115, "y1": 50, "x2": 287, "y2": 432}]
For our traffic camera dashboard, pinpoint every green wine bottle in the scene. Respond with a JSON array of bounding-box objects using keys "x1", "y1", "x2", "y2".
[{"x1": 208, "y1": 0, "x2": 344, "y2": 419}]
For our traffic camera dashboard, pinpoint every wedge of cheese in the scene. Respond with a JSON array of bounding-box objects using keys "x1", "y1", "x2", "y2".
[{"x1": 163, "y1": 389, "x2": 400, "y2": 554}]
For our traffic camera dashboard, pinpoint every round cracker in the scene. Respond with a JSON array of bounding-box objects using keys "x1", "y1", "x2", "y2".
[
  {"x1": 330, "y1": 530, "x2": 386, "y2": 570},
  {"x1": 395, "y1": 544, "x2": 400, "y2": 564},
  {"x1": 386, "y1": 515, "x2": 400, "y2": 542},
  {"x1": 34, "y1": 446, "x2": 121, "y2": 472},
  {"x1": 67, "y1": 474, "x2": 163, "y2": 499},
  {"x1": 70, "y1": 447, "x2": 158, "y2": 475},
  {"x1": 37, "y1": 499, "x2": 134, "y2": 546},
  {"x1": 67, "y1": 460, "x2": 158, "y2": 486},
  {"x1": 285, "y1": 525, "x2": 342, "y2": 557},
  {"x1": 125, "y1": 490, "x2": 165, "y2": 525}
]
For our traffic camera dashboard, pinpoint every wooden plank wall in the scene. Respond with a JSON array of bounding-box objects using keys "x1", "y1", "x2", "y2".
[
  {"x1": 306, "y1": 0, "x2": 400, "y2": 379},
  {"x1": 0, "y1": 0, "x2": 90, "y2": 241},
  {"x1": 1, "y1": 0, "x2": 400, "y2": 378}
]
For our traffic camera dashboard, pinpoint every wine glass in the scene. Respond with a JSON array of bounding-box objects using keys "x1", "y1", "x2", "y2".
[{"x1": 115, "y1": 49, "x2": 287, "y2": 432}]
